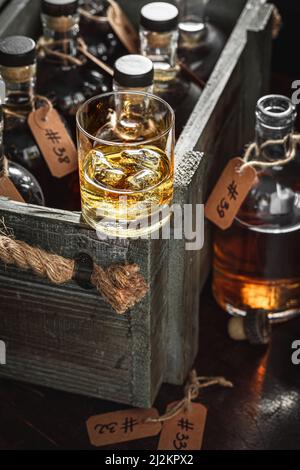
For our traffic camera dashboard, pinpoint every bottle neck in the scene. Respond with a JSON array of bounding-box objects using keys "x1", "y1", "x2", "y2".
[
  {"x1": 41, "y1": 12, "x2": 80, "y2": 57},
  {"x1": 255, "y1": 96, "x2": 297, "y2": 161},
  {"x1": 176, "y1": 0, "x2": 207, "y2": 49},
  {"x1": 113, "y1": 80, "x2": 154, "y2": 94},
  {"x1": 139, "y1": 27, "x2": 179, "y2": 83},
  {"x1": 111, "y1": 92, "x2": 153, "y2": 141},
  {"x1": 0, "y1": 63, "x2": 36, "y2": 116},
  {"x1": 81, "y1": 0, "x2": 107, "y2": 16}
]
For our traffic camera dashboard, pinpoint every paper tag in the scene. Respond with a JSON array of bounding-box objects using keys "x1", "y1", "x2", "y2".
[
  {"x1": 205, "y1": 157, "x2": 257, "y2": 230},
  {"x1": 107, "y1": 0, "x2": 139, "y2": 53},
  {"x1": 86, "y1": 408, "x2": 161, "y2": 447},
  {"x1": 158, "y1": 402, "x2": 207, "y2": 451},
  {"x1": 28, "y1": 106, "x2": 78, "y2": 178},
  {"x1": 0, "y1": 176, "x2": 25, "y2": 203}
]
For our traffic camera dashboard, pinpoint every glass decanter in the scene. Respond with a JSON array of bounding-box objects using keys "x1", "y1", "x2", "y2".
[
  {"x1": 213, "y1": 95, "x2": 300, "y2": 321},
  {"x1": 37, "y1": 0, "x2": 111, "y2": 139},
  {"x1": 0, "y1": 35, "x2": 80, "y2": 210},
  {"x1": 176, "y1": 0, "x2": 226, "y2": 81},
  {"x1": 139, "y1": 1, "x2": 202, "y2": 137},
  {"x1": 78, "y1": 0, "x2": 127, "y2": 66},
  {"x1": 0, "y1": 78, "x2": 44, "y2": 206}
]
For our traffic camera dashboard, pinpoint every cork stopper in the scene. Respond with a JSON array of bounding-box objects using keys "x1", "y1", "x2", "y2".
[{"x1": 228, "y1": 310, "x2": 271, "y2": 345}]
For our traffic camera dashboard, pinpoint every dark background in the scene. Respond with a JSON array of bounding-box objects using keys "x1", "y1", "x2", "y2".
[{"x1": 272, "y1": 0, "x2": 300, "y2": 129}]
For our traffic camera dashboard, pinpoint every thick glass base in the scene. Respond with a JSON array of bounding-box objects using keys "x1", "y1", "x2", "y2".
[{"x1": 82, "y1": 208, "x2": 171, "y2": 238}]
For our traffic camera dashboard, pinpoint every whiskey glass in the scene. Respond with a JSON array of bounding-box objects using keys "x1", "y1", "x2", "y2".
[{"x1": 76, "y1": 91, "x2": 175, "y2": 237}]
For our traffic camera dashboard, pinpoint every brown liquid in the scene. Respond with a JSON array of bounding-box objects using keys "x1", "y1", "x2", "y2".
[{"x1": 213, "y1": 164, "x2": 300, "y2": 314}]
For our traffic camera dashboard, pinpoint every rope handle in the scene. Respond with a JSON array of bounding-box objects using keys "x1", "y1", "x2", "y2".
[{"x1": 0, "y1": 226, "x2": 148, "y2": 314}]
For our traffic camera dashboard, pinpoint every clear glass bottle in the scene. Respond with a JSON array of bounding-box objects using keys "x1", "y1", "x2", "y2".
[
  {"x1": 78, "y1": 0, "x2": 127, "y2": 66},
  {"x1": 0, "y1": 77, "x2": 44, "y2": 205},
  {"x1": 0, "y1": 35, "x2": 79, "y2": 210},
  {"x1": 175, "y1": 0, "x2": 226, "y2": 81},
  {"x1": 139, "y1": 1, "x2": 202, "y2": 136},
  {"x1": 213, "y1": 95, "x2": 300, "y2": 319},
  {"x1": 96, "y1": 54, "x2": 154, "y2": 142},
  {"x1": 37, "y1": 0, "x2": 111, "y2": 139}
]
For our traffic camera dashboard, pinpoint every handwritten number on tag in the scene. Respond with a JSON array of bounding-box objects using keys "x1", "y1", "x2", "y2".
[
  {"x1": 28, "y1": 107, "x2": 78, "y2": 178},
  {"x1": 86, "y1": 408, "x2": 161, "y2": 447},
  {"x1": 205, "y1": 157, "x2": 257, "y2": 230}
]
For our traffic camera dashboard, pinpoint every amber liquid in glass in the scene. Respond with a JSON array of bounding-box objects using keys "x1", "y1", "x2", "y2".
[
  {"x1": 213, "y1": 161, "x2": 300, "y2": 314},
  {"x1": 80, "y1": 144, "x2": 173, "y2": 232}
]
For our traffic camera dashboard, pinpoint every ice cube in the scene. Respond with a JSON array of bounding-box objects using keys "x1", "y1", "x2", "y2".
[
  {"x1": 90, "y1": 150, "x2": 125, "y2": 188},
  {"x1": 95, "y1": 167, "x2": 125, "y2": 188},
  {"x1": 92, "y1": 149, "x2": 113, "y2": 170},
  {"x1": 121, "y1": 148, "x2": 161, "y2": 170},
  {"x1": 126, "y1": 168, "x2": 159, "y2": 190}
]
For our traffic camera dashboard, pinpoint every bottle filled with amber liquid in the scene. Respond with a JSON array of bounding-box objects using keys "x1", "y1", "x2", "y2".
[
  {"x1": 139, "y1": 1, "x2": 202, "y2": 136},
  {"x1": 0, "y1": 35, "x2": 79, "y2": 210},
  {"x1": 78, "y1": 0, "x2": 127, "y2": 66},
  {"x1": 213, "y1": 95, "x2": 300, "y2": 319},
  {"x1": 37, "y1": 0, "x2": 110, "y2": 138},
  {"x1": 0, "y1": 77, "x2": 44, "y2": 205},
  {"x1": 175, "y1": 0, "x2": 226, "y2": 81}
]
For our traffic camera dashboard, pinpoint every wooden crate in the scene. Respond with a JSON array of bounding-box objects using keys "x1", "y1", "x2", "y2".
[{"x1": 0, "y1": 0, "x2": 273, "y2": 406}]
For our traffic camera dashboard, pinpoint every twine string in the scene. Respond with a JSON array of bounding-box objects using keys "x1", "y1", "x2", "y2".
[
  {"x1": 78, "y1": 7, "x2": 108, "y2": 24},
  {"x1": 0, "y1": 157, "x2": 8, "y2": 179},
  {"x1": 37, "y1": 37, "x2": 84, "y2": 66},
  {"x1": 77, "y1": 37, "x2": 114, "y2": 76},
  {"x1": 272, "y1": 6, "x2": 282, "y2": 39},
  {"x1": 37, "y1": 36, "x2": 113, "y2": 75},
  {"x1": 33, "y1": 95, "x2": 54, "y2": 121},
  {"x1": 239, "y1": 133, "x2": 300, "y2": 172},
  {"x1": 146, "y1": 369, "x2": 233, "y2": 424}
]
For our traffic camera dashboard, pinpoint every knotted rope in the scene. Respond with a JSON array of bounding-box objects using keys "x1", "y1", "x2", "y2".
[
  {"x1": 146, "y1": 369, "x2": 233, "y2": 423},
  {"x1": 0, "y1": 231, "x2": 148, "y2": 314},
  {"x1": 239, "y1": 133, "x2": 300, "y2": 172}
]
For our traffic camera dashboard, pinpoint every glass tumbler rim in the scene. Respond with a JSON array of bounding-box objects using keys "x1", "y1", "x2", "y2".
[{"x1": 76, "y1": 90, "x2": 175, "y2": 148}]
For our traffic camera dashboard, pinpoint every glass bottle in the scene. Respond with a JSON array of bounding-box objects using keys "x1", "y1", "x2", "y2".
[
  {"x1": 94, "y1": 55, "x2": 155, "y2": 143},
  {"x1": 0, "y1": 78, "x2": 44, "y2": 206},
  {"x1": 0, "y1": 35, "x2": 79, "y2": 210},
  {"x1": 78, "y1": 0, "x2": 126, "y2": 66},
  {"x1": 175, "y1": 0, "x2": 226, "y2": 81},
  {"x1": 37, "y1": 0, "x2": 111, "y2": 139},
  {"x1": 139, "y1": 1, "x2": 202, "y2": 136},
  {"x1": 213, "y1": 95, "x2": 300, "y2": 319}
]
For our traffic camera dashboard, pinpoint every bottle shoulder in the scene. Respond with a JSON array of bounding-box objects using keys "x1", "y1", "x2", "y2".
[{"x1": 7, "y1": 160, "x2": 45, "y2": 206}]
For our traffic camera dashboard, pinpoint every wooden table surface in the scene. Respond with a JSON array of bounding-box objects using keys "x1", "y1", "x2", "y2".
[{"x1": 0, "y1": 285, "x2": 300, "y2": 450}]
